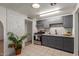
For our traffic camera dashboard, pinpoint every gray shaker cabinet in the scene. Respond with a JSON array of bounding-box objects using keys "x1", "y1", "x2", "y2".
[
  {"x1": 48, "y1": 17, "x2": 63, "y2": 24},
  {"x1": 63, "y1": 15, "x2": 73, "y2": 28},
  {"x1": 55, "y1": 37, "x2": 63, "y2": 50},
  {"x1": 63, "y1": 37, "x2": 74, "y2": 53},
  {"x1": 41, "y1": 36, "x2": 49, "y2": 46},
  {"x1": 41, "y1": 36, "x2": 57, "y2": 48},
  {"x1": 36, "y1": 20, "x2": 50, "y2": 29},
  {"x1": 43, "y1": 22, "x2": 49, "y2": 29},
  {"x1": 48, "y1": 36, "x2": 57, "y2": 48},
  {"x1": 42, "y1": 20, "x2": 50, "y2": 29},
  {"x1": 36, "y1": 15, "x2": 73, "y2": 28},
  {"x1": 41, "y1": 35, "x2": 74, "y2": 53},
  {"x1": 36, "y1": 20, "x2": 44, "y2": 29}
]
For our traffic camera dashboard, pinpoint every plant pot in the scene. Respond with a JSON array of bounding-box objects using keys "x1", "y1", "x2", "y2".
[
  {"x1": 15, "y1": 49, "x2": 22, "y2": 55},
  {"x1": 8, "y1": 44, "x2": 15, "y2": 48}
]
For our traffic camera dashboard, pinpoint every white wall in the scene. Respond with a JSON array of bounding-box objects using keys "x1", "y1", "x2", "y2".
[
  {"x1": 0, "y1": 6, "x2": 32, "y2": 56},
  {"x1": 7, "y1": 9, "x2": 26, "y2": 36},
  {"x1": 6, "y1": 9, "x2": 28, "y2": 55}
]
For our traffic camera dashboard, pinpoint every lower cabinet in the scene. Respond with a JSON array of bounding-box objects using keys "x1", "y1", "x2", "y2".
[
  {"x1": 48, "y1": 36, "x2": 57, "y2": 48},
  {"x1": 55, "y1": 37, "x2": 63, "y2": 50},
  {"x1": 41, "y1": 36, "x2": 49, "y2": 46},
  {"x1": 63, "y1": 37, "x2": 74, "y2": 53},
  {"x1": 41, "y1": 35, "x2": 74, "y2": 53}
]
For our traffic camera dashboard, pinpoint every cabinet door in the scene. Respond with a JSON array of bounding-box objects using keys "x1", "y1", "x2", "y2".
[
  {"x1": 44, "y1": 23, "x2": 49, "y2": 29},
  {"x1": 41, "y1": 36, "x2": 49, "y2": 46},
  {"x1": 43, "y1": 20, "x2": 49, "y2": 29},
  {"x1": 36, "y1": 20, "x2": 44, "y2": 29},
  {"x1": 55, "y1": 37, "x2": 63, "y2": 50},
  {"x1": 63, "y1": 37, "x2": 74, "y2": 53},
  {"x1": 63, "y1": 15, "x2": 73, "y2": 28},
  {"x1": 48, "y1": 17, "x2": 63, "y2": 24},
  {"x1": 48, "y1": 36, "x2": 57, "y2": 48},
  {"x1": 41, "y1": 36, "x2": 57, "y2": 48},
  {"x1": 36, "y1": 24, "x2": 44, "y2": 29}
]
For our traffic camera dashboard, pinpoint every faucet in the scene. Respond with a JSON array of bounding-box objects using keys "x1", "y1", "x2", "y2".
[{"x1": 55, "y1": 29, "x2": 57, "y2": 35}]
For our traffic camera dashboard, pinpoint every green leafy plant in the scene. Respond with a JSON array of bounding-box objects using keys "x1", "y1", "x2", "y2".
[{"x1": 7, "y1": 32, "x2": 29, "y2": 55}]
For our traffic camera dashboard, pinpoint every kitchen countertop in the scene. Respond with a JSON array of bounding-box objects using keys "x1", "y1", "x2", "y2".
[{"x1": 42, "y1": 34, "x2": 74, "y2": 38}]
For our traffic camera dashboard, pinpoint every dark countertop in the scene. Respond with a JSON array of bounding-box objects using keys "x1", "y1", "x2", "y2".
[{"x1": 42, "y1": 34, "x2": 74, "y2": 38}]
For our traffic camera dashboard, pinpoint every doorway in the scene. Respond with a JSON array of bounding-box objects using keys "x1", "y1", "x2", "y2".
[
  {"x1": 0, "y1": 21, "x2": 4, "y2": 56},
  {"x1": 25, "y1": 20, "x2": 33, "y2": 45}
]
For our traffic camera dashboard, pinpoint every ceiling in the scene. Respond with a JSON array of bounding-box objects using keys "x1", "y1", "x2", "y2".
[{"x1": 0, "y1": 3, "x2": 76, "y2": 19}]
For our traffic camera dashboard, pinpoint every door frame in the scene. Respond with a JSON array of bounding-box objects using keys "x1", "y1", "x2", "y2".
[
  {"x1": 25, "y1": 19, "x2": 33, "y2": 44},
  {"x1": 73, "y1": 7, "x2": 79, "y2": 55}
]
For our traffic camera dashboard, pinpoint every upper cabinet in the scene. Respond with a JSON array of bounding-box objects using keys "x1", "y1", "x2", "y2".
[
  {"x1": 43, "y1": 20, "x2": 50, "y2": 29},
  {"x1": 62, "y1": 15, "x2": 73, "y2": 28},
  {"x1": 36, "y1": 19, "x2": 50, "y2": 29},
  {"x1": 49, "y1": 17, "x2": 63, "y2": 24},
  {"x1": 36, "y1": 20, "x2": 44, "y2": 29},
  {"x1": 36, "y1": 15, "x2": 73, "y2": 29}
]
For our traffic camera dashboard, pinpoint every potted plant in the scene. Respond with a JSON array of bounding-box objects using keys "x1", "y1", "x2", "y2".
[{"x1": 7, "y1": 32, "x2": 29, "y2": 55}]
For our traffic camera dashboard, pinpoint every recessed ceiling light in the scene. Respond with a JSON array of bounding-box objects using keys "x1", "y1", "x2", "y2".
[{"x1": 32, "y1": 3, "x2": 40, "y2": 8}]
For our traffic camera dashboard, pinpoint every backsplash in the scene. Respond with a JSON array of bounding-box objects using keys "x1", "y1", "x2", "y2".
[{"x1": 49, "y1": 27, "x2": 72, "y2": 35}]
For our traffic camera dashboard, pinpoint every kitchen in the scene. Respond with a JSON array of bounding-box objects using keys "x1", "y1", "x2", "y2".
[
  {"x1": 0, "y1": 3, "x2": 77, "y2": 56},
  {"x1": 34, "y1": 14, "x2": 74, "y2": 53}
]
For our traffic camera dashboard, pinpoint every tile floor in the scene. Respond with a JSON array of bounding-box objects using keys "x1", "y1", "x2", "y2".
[{"x1": 19, "y1": 44, "x2": 73, "y2": 56}]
